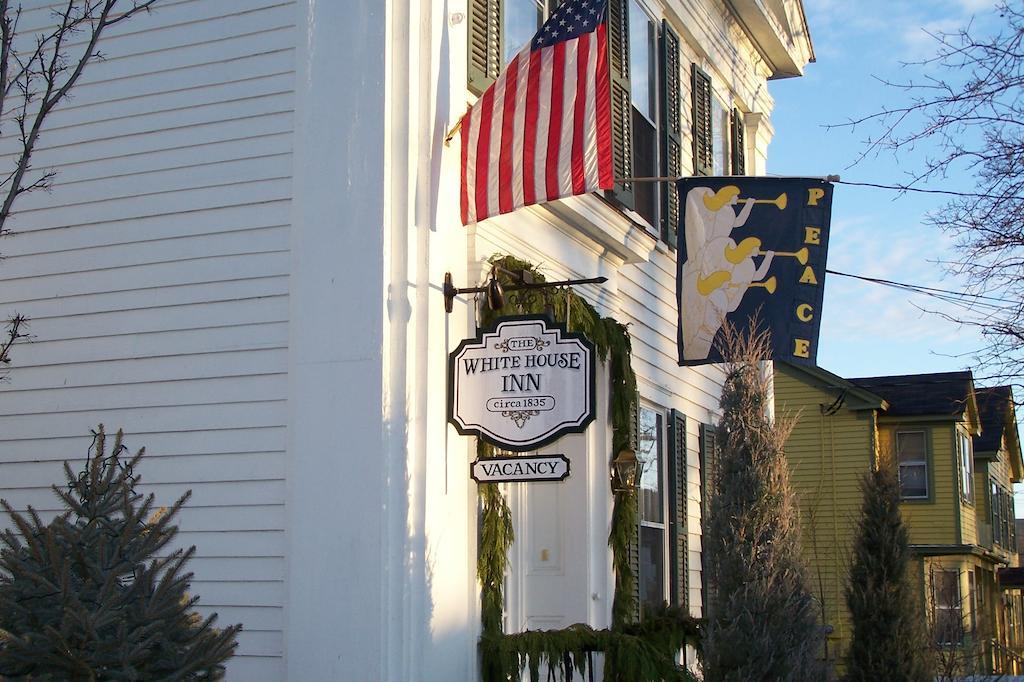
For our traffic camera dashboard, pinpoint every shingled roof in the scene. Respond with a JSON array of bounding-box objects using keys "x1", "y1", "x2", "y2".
[
  {"x1": 847, "y1": 371, "x2": 974, "y2": 418},
  {"x1": 975, "y1": 385, "x2": 1013, "y2": 454}
]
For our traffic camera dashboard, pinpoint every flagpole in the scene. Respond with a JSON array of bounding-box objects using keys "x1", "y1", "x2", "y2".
[{"x1": 444, "y1": 114, "x2": 466, "y2": 146}]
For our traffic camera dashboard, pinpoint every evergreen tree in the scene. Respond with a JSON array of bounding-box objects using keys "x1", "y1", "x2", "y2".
[
  {"x1": 702, "y1": 327, "x2": 828, "y2": 681},
  {"x1": 845, "y1": 457, "x2": 933, "y2": 681},
  {"x1": 0, "y1": 426, "x2": 240, "y2": 680}
]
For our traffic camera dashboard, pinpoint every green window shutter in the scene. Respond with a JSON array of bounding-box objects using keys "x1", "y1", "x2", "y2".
[
  {"x1": 659, "y1": 21, "x2": 682, "y2": 245},
  {"x1": 628, "y1": 392, "x2": 641, "y2": 621},
  {"x1": 668, "y1": 409, "x2": 688, "y2": 610},
  {"x1": 607, "y1": 0, "x2": 634, "y2": 209},
  {"x1": 691, "y1": 64, "x2": 713, "y2": 177},
  {"x1": 730, "y1": 108, "x2": 746, "y2": 175},
  {"x1": 699, "y1": 422, "x2": 718, "y2": 617},
  {"x1": 468, "y1": 0, "x2": 502, "y2": 96}
]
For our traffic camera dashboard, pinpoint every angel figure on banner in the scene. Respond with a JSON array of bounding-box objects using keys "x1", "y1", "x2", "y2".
[{"x1": 680, "y1": 185, "x2": 781, "y2": 361}]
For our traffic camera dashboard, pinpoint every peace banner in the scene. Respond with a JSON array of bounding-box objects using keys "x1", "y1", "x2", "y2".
[{"x1": 676, "y1": 177, "x2": 833, "y2": 366}]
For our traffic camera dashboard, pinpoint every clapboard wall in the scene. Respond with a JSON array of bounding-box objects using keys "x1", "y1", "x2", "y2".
[{"x1": 0, "y1": 1, "x2": 295, "y2": 678}]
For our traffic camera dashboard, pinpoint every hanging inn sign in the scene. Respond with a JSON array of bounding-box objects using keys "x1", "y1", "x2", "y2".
[{"x1": 448, "y1": 316, "x2": 596, "y2": 452}]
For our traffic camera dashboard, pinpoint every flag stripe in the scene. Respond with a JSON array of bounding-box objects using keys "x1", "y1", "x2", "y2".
[
  {"x1": 534, "y1": 48, "x2": 553, "y2": 206},
  {"x1": 459, "y1": 0, "x2": 612, "y2": 224},
  {"x1": 595, "y1": 25, "x2": 613, "y2": 190},
  {"x1": 497, "y1": 58, "x2": 519, "y2": 215},
  {"x1": 545, "y1": 41, "x2": 566, "y2": 202},
  {"x1": 582, "y1": 31, "x2": 598, "y2": 190},
  {"x1": 571, "y1": 32, "x2": 589, "y2": 195},
  {"x1": 474, "y1": 86, "x2": 495, "y2": 221},
  {"x1": 486, "y1": 69, "x2": 508, "y2": 219},
  {"x1": 522, "y1": 49, "x2": 543, "y2": 208},
  {"x1": 511, "y1": 47, "x2": 531, "y2": 211},
  {"x1": 557, "y1": 40, "x2": 578, "y2": 199}
]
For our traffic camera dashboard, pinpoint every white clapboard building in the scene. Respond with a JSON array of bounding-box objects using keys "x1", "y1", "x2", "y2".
[{"x1": 0, "y1": 1, "x2": 813, "y2": 679}]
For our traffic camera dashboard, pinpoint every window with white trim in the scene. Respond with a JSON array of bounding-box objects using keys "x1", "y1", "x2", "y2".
[
  {"x1": 933, "y1": 569, "x2": 964, "y2": 644},
  {"x1": 637, "y1": 405, "x2": 666, "y2": 613},
  {"x1": 959, "y1": 430, "x2": 974, "y2": 504},
  {"x1": 896, "y1": 431, "x2": 928, "y2": 499}
]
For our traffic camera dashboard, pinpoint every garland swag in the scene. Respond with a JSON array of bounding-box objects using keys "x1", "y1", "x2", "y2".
[{"x1": 474, "y1": 256, "x2": 699, "y2": 681}]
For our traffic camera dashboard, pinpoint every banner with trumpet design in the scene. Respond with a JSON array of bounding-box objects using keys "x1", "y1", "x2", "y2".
[{"x1": 676, "y1": 177, "x2": 833, "y2": 366}]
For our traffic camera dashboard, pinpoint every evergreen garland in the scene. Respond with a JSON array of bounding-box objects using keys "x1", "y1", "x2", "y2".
[
  {"x1": 480, "y1": 605, "x2": 699, "y2": 682},
  {"x1": 474, "y1": 256, "x2": 696, "y2": 681}
]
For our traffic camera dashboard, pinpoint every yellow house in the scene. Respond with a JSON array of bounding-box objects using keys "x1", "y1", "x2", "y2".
[{"x1": 774, "y1": 362, "x2": 1024, "y2": 672}]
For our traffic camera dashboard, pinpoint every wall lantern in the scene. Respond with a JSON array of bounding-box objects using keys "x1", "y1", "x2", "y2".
[{"x1": 610, "y1": 448, "x2": 641, "y2": 493}]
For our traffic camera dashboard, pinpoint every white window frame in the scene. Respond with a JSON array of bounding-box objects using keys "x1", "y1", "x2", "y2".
[
  {"x1": 933, "y1": 568, "x2": 964, "y2": 645},
  {"x1": 959, "y1": 429, "x2": 974, "y2": 504},
  {"x1": 637, "y1": 402, "x2": 669, "y2": 616},
  {"x1": 896, "y1": 430, "x2": 929, "y2": 500}
]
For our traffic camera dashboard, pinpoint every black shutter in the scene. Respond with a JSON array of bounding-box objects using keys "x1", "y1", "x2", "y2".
[
  {"x1": 628, "y1": 393, "x2": 641, "y2": 621},
  {"x1": 659, "y1": 21, "x2": 682, "y2": 245},
  {"x1": 699, "y1": 422, "x2": 718, "y2": 617},
  {"x1": 607, "y1": 0, "x2": 634, "y2": 209},
  {"x1": 730, "y1": 108, "x2": 746, "y2": 175},
  {"x1": 668, "y1": 409, "x2": 687, "y2": 610},
  {"x1": 468, "y1": 0, "x2": 502, "y2": 95},
  {"x1": 691, "y1": 64, "x2": 713, "y2": 177}
]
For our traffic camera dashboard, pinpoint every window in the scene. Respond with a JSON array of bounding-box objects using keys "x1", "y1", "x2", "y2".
[
  {"x1": 711, "y1": 96, "x2": 728, "y2": 176},
  {"x1": 959, "y1": 430, "x2": 974, "y2": 504},
  {"x1": 628, "y1": 0, "x2": 658, "y2": 228},
  {"x1": 632, "y1": 405, "x2": 688, "y2": 620},
  {"x1": 933, "y1": 569, "x2": 964, "y2": 645},
  {"x1": 637, "y1": 406, "x2": 665, "y2": 613},
  {"x1": 503, "y1": 0, "x2": 545, "y2": 64},
  {"x1": 968, "y1": 570, "x2": 977, "y2": 633},
  {"x1": 896, "y1": 431, "x2": 928, "y2": 499}
]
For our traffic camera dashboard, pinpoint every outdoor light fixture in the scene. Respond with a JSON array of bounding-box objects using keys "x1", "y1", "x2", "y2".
[
  {"x1": 442, "y1": 271, "x2": 608, "y2": 314},
  {"x1": 485, "y1": 273, "x2": 505, "y2": 310},
  {"x1": 610, "y1": 448, "x2": 640, "y2": 493}
]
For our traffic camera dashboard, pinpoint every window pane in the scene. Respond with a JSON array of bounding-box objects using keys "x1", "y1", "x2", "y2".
[
  {"x1": 896, "y1": 432, "x2": 926, "y2": 462},
  {"x1": 504, "y1": 0, "x2": 544, "y2": 64},
  {"x1": 899, "y1": 463, "x2": 928, "y2": 498},
  {"x1": 960, "y1": 433, "x2": 973, "y2": 501},
  {"x1": 934, "y1": 570, "x2": 963, "y2": 644},
  {"x1": 628, "y1": 0, "x2": 655, "y2": 120},
  {"x1": 638, "y1": 407, "x2": 663, "y2": 523},
  {"x1": 711, "y1": 97, "x2": 728, "y2": 175},
  {"x1": 640, "y1": 525, "x2": 665, "y2": 612},
  {"x1": 632, "y1": 108, "x2": 657, "y2": 225}
]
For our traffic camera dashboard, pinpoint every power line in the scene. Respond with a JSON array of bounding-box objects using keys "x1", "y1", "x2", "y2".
[{"x1": 826, "y1": 269, "x2": 1016, "y2": 311}]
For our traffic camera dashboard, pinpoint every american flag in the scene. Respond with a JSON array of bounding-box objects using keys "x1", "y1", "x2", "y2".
[{"x1": 460, "y1": 0, "x2": 613, "y2": 225}]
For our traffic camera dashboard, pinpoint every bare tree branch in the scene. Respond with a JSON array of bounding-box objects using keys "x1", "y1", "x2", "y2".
[{"x1": 0, "y1": 1, "x2": 161, "y2": 368}]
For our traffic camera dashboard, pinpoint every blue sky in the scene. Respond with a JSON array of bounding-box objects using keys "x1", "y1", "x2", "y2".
[{"x1": 766, "y1": 0, "x2": 1024, "y2": 509}]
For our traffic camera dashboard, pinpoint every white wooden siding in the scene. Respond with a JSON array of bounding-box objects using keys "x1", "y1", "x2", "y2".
[{"x1": 0, "y1": 1, "x2": 295, "y2": 678}]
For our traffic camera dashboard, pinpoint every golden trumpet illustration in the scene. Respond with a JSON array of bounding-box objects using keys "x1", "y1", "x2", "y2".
[
  {"x1": 773, "y1": 246, "x2": 809, "y2": 264},
  {"x1": 739, "y1": 276, "x2": 777, "y2": 294},
  {"x1": 739, "y1": 193, "x2": 787, "y2": 210}
]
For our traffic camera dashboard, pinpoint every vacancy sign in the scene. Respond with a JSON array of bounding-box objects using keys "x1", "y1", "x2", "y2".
[
  {"x1": 471, "y1": 454, "x2": 571, "y2": 483},
  {"x1": 448, "y1": 316, "x2": 595, "y2": 451}
]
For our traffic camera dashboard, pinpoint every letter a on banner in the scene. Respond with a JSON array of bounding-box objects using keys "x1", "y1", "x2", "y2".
[{"x1": 675, "y1": 177, "x2": 833, "y2": 366}]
